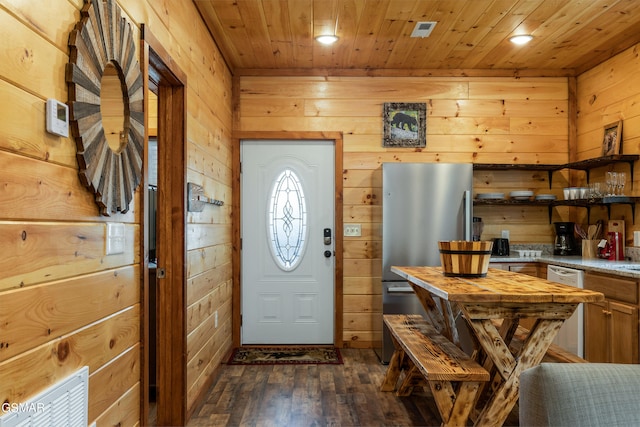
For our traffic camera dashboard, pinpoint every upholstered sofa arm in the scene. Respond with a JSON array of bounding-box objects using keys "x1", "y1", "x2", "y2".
[{"x1": 519, "y1": 363, "x2": 640, "y2": 427}]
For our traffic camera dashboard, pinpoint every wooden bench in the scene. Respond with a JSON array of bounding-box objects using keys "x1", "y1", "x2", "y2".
[{"x1": 380, "y1": 314, "x2": 490, "y2": 427}]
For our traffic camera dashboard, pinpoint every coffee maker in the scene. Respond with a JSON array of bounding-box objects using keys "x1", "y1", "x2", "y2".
[{"x1": 554, "y1": 222, "x2": 577, "y2": 255}]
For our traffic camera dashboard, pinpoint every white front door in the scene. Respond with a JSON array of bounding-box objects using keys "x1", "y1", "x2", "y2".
[{"x1": 241, "y1": 140, "x2": 335, "y2": 344}]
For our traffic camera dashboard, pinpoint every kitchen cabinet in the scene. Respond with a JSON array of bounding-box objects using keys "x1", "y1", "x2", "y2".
[
  {"x1": 508, "y1": 262, "x2": 546, "y2": 279},
  {"x1": 489, "y1": 262, "x2": 545, "y2": 329},
  {"x1": 489, "y1": 262, "x2": 545, "y2": 279},
  {"x1": 584, "y1": 271, "x2": 639, "y2": 363}
]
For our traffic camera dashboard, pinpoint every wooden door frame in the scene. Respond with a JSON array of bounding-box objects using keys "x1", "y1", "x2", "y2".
[
  {"x1": 141, "y1": 26, "x2": 188, "y2": 426},
  {"x1": 232, "y1": 132, "x2": 344, "y2": 348}
]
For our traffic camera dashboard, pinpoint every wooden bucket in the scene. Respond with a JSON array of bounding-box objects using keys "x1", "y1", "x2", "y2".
[{"x1": 438, "y1": 240, "x2": 493, "y2": 278}]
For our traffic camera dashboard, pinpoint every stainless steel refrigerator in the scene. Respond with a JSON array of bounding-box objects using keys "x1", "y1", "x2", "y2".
[{"x1": 374, "y1": 162, "x2": 474, "y2": 363}]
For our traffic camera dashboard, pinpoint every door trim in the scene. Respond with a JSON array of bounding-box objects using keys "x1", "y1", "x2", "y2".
[
  {"x1": 232, "y1": 131, "x2": 344, "y2": 348},
  {"x1": 141, "y1": 26, "x2": 188, "y2": 426}
]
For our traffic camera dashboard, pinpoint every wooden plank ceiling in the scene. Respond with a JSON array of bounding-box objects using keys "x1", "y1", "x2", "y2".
[{"x1": 193, "y1": 0, "x2": 640, "y2": 76}]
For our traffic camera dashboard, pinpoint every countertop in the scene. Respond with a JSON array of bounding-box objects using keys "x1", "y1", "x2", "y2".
[{"x1": 490, "y1": 255, "x2": 640, "y2": 279}]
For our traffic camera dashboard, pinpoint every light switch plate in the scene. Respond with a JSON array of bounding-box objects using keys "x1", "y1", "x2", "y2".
[
  {"x1": 106, "y1": 223, "x2": 125, "y2": 255},
  {"x1": 344, "y1": 223, "x2": 362, "y2": 237}
]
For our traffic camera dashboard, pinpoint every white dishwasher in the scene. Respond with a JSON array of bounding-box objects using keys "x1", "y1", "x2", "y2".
[{"x1": 547, "y1": 265, "x2": 585, "y2": 357}]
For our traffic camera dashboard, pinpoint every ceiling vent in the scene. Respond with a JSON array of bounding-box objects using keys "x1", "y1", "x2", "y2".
[{"x1": 411, "y1": 21, "x2": 437, "y2": 38}]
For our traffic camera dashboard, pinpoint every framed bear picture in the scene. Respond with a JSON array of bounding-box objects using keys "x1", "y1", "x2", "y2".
[{"x1": 383, "y1": 102, "x2": 427, "y2": 147}]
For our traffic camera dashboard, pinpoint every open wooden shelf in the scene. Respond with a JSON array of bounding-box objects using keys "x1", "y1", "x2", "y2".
[
  {"x1": 473, "y1": 155, "x2": 638, "y2": 171},
  {"x1": 473, "y1": 196, "x2": 640, "y2": 223},
  {"x1": 473, "y1": 155, "x2": 639, "y2": 223},
  {"x1": 474, "y1": 155, "x2": 639, "y2": 188}
]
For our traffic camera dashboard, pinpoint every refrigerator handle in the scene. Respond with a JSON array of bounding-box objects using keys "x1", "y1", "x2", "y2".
[{"x1": 464, "y1": 190, "x2": 472, "y2": 240}]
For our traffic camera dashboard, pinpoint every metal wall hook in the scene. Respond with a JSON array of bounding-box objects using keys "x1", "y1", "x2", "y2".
[{"x1": 188, "y1": 182, "x2": 224, "y2": 212}]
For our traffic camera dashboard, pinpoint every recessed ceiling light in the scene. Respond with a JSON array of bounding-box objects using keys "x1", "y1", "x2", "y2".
[
  {"x1": 509, "y1": 34, "x2": 533, "y2": 45},
  {"x1": 315, "y1": 35, "x2": 339, "y2": 45}
]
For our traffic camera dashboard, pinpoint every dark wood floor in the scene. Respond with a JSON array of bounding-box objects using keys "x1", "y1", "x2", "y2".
[{"x1": 187, "y1": 348, "x2": 519, "y2": 426}]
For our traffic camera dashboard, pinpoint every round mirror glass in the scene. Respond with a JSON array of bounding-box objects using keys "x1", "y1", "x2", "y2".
[{"x1": 100, "y1": 62, "x2": 130, "y2": 153}]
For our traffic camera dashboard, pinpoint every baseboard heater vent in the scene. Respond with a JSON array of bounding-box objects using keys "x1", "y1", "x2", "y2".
[{"x1": 0, "y1": 366, "x2": 89, "y2": 427}]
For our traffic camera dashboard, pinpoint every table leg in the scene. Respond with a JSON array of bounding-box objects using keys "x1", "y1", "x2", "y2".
[
  {"x1": 440, "y1": 296, "x2": 461, "y2": 346},
  {"x1": 409, "y1": 284, "x2": 466, "y2": 347},
  {"x1": 468, "y1": 317, "x2": 564, "y2": 426},
  {"x1": 408, "y1": 283, "x2": 447, "y2": 331},
  {"x1": 472, "y1": 318, "x2": 520, "y2": 412}
]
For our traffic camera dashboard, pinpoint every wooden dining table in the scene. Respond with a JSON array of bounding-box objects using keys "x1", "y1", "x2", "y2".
[{"x1": 390, "y1": 265, "x2": 605, "y2": 427}]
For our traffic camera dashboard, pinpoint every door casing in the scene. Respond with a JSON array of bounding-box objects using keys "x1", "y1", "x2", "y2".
[
  {"x1": 141, "y1": 26, "x2": 188, "y2": 426},
  {"x1": 232, "y1": 132, "x2": 344, "y2": 349}
]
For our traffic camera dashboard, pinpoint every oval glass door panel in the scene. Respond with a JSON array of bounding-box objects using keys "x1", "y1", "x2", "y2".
[{"x1": 268, "y1": 168, "x2": 308, "y2": 271}]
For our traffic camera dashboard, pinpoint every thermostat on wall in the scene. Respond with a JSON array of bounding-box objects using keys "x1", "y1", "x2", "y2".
[{"x1": 46, "y1": 98, "x2": 69, "y2": 137}]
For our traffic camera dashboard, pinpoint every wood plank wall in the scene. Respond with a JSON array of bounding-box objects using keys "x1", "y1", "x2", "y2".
[
  {"x1": 237, "y1": 75, "x2": 569, "y2": 347},
  {"x1": 0, "y1": 0, "x2": 233, "y2": 424},
  {"x1": 576, "y1": 43, "x2": 640, "y2": 232}
]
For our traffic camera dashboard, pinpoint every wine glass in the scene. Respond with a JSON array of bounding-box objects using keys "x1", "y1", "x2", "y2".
[
  {"x1": 606, "y1": 172, "x2": 617, "y2": 196},
  {"x1": 618, "y1": 172, "x2": 626, "y2": 195}
]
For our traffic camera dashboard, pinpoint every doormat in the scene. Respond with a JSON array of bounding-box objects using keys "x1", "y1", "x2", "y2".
[{"x1": 227, "y1": 346, "x2": 343, "y2": 365}]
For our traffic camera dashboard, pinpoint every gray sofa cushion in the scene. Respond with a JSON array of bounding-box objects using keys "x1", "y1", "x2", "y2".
[{"x1": 519, "y1": 363, "x2": 640, "y2": 427}]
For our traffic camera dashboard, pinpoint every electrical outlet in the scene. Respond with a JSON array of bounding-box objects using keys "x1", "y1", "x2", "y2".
[
  {"x1": 501, "y1": 229, "x2": 510, "y2": 239},
  {"x1": 214, "y1": 310, "x2": 218, "y2": 328},
  {"x1": 344, "y1": 223, "x2": 362, "y2": 237}
]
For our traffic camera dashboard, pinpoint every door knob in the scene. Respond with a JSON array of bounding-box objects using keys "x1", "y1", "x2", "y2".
[{"x1": 324, "y1": 250, "x2": 332, "y2": 258}]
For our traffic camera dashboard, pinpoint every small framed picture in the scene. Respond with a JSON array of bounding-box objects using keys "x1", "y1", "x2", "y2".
[
  {"x1": 383, "y1": 102, "x2": 426, "y2": 148},
  {"x1": 602, "y1": 120, "x2": 622, "y2": 156}
]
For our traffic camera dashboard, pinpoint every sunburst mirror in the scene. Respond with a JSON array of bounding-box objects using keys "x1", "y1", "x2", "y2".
[{"x1": 66, "y1": 0, "x2": 144, "y2": 216}]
